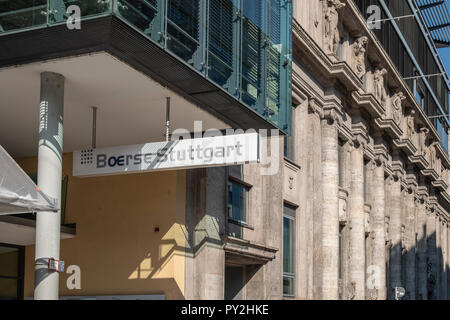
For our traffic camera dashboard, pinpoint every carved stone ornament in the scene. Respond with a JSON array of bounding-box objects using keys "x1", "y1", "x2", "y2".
[
  {"x1": 288, "y1": 176, "x2": 294, "y2": 190},
  {"x1": 367, "y1": 288, "x2": 378, "y2": 300},
  {"x1": 353, "y1": 36, "x2": 368, "y2": 78},
  {"x1": 308, "y1": 98, "x2": 323, "y2": 117},
  {"x1": 427, "y1": 143, "x2": 437, "y2": 169},
  {"x1": 347, "y1": 281, "x2": 356, "y2": 300},
  {"x1": 373, "y1": 68, "x2": 388, "y2": 105},
  {"x1": 324, "y1": 0, "x2": 346, "y2": 55},
  {"x1": 405, "y1": 110, "x2": 417, "y2": 142},
  {"x1": 391, "y1": 91, "x2": 405, "y2": 126},
  {"x1": 418, "y1": 128, "x2": 429, "y2": 156}
]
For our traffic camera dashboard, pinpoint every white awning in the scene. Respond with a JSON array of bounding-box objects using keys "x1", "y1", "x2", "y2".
[{"x1": 0, "y1": 145, "x2": 57, "y2": 215}]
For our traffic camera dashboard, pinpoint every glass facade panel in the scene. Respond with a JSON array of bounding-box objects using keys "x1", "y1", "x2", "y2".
[
  {"x1": 48, "y1": 0, "x2": 111, "y2": 25},
  {"x1": 114, "y1": 0, "x2": 164, "y2": 44},
  {"x1": 166, "y1": 0, "x2": 202, "y2": 69},
  {"x1": 207, "y1": 0, "x2": 237, "y2": 97},
  {"x1": 0, "y1": 0, "x2": 47, "y2": 33},
  {"x1": 241, "y1": 1, "x2": 265, "y2": 113},
  {"x1": 0, "y1": 1, "x2": 292, "y2": 132}
]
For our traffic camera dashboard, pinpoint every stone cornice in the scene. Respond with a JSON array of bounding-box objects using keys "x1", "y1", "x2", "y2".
[
  {"x1": 393, "y1": 139, "x2": 417, "y2": 157},
  {"x1": 421, "y1": 168, "x2": 440, "y2": 181},
  {"x1": 432, "y1": 179, "x2": 449, "y2": 192},
  {"x1": 408, "y1": 154, "x2": 429, "y2": 170},
  {"x1": 416, "y1": 185, "x2": 429, "y2": 199},
  {"x1": 438, "y1": 191, "x2": 450, "y2": 210},
  {"x1": 404, "y1": 173, "x2": 418, "y2": 190},
  {"x1": 373, "y1": 118, "x2": 403, "y2": 140},
  {"x1": 374, "y1": 144, "x2": 389, "y2": 166},
  {"x1": 350, "y1": 91, "x2": 385, "y2": 118},
  {"x1": 392, "y1": 160, "x2": 405, "y2": 180}
]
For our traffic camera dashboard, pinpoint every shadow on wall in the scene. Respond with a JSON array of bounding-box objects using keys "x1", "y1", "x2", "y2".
[
  {"x1": 54, "y1": 169, "x2": 188, "y2": 300},
  {"x1": 385, "y1": 226, "x2": 448, "y2": 300}
]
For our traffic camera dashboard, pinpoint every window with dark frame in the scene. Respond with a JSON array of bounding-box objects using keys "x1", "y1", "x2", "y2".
[
  {"x1": 227, "y1": 180, "x2": 249, "y2": 225},
  {"x1": 283, "y1": 203, "x2": 296, "y2": 297},
  {"x1": 0, "y1": 243, "x2": 24, "y2": 300}
]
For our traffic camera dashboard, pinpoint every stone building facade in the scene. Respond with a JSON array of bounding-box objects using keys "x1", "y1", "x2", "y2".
[
  {"x1": 183, "y1": 0, "x2": 450, "y2": 301},
  {"x1": 278, "y1": 0, "x2": 450, "y2": 300}
]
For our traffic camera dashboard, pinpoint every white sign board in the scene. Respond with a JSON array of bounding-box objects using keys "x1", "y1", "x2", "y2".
[{"x1": 73, "y1": 133, "x2": 259, "y2": 177}]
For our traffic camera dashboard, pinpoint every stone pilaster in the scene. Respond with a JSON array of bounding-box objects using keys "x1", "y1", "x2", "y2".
[
  {"x1": 403, "y1": 187, "x2": 416, "y2": 300},
  {"x1": 371, "y1": 155, "x2": 387, "y2": 300},
  {"x1": 416, "y1": 197, "x2": 428, "y2": 300},
  {"x1": 320, "y1": 109, "x2": 340, "y2": 300},
  {"x1": 426, "y1": 205, "x2": 438, "y2": 300},
  {"x1": 309, "y1": 99, "x2": 324, "y2": 300},
  {"x1": 447, "y1": 222, "x2": 450, "y2": 298},
  {"x1": 441, "y1": 219, "x2": 448, "y2": 299},
  {"x1": 388, "y1": 173, "x2": 403, "y2": 299},
  {"x1": 184, "y1": 168, "x2": 226, "y2": 300},
  {"x1": 436, "y1": 214, "x2": 441, "y2": 299},
  {"x1": 348, "y1": 136, "x2": 366, "y2": 300},
  {"x1": 385, "y1": 175, "x2": 393, "y2": 295}
]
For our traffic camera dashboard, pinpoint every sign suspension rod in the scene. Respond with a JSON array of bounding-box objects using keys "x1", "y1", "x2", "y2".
[{"x1": 92, "y1": 106, "x2": 97, "y2": 149}]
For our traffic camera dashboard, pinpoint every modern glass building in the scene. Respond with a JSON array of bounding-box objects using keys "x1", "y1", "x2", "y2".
[
  {"x1": 357, "y1": 0, "x2": 450, "y2": 153},
  {"x1": 0, "y1": 0, "x2": 292, "y2": 132}
]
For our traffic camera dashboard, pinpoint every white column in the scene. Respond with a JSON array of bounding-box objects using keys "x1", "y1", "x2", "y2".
[
  {"x1": 320, "y1": 112, "x2": 340, "y2": 300},
  {"x1": 348, "y1": 139, "x2": 365, "y2": 299},
  {"x1": 34, "y1": 72, "x2": 65, "y2": 300},
  {"x1": 371, "y1": 158, "x2": 386, "y2": 300}
]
